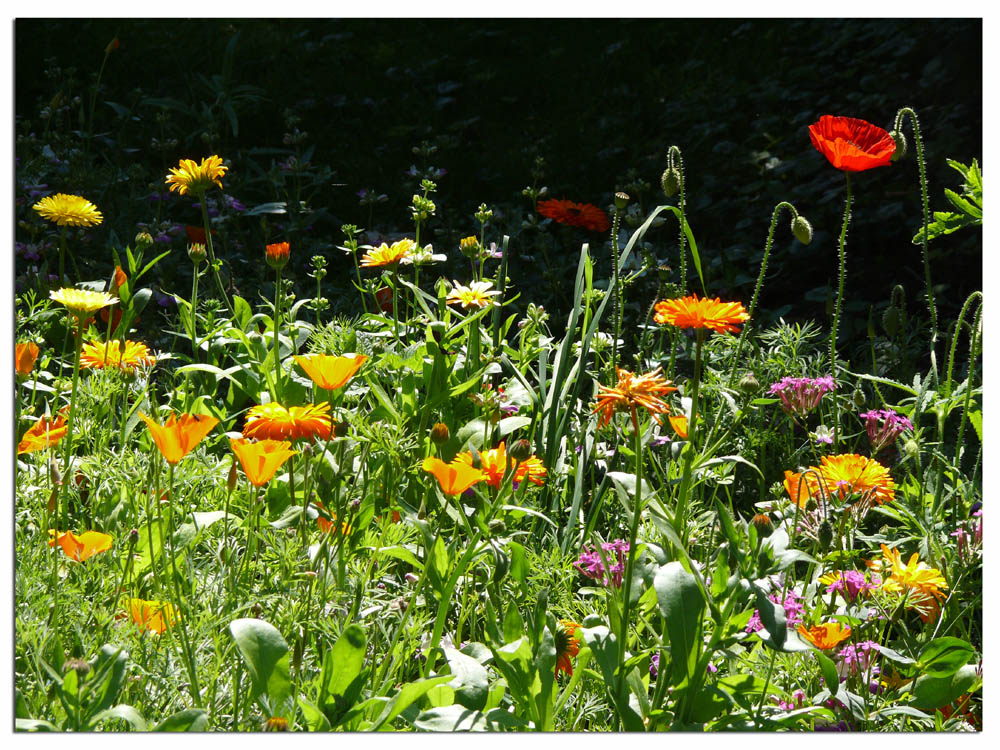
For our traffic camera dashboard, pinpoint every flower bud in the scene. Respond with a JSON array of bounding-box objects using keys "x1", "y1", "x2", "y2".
[
  {"x1": 882, "y1": 305, "x2": 901, "y2": 338},
  {"x1": 49, "y1": 459, "x2": 63, "y2": 487},
  {"x1": 738, "y1": 372, "x2": 760, "y2": 396},
  {"x1": 430, "y1": 422, "x2": 450, "y2": 445},
  {"x1": 64, "y1": 658, "x2": 91, "y2": 677},
  {"x1": 128, "y1": 528, "x2": 140, "y2": 545},
  {"x1": 614, "y1": 191, "x2": 630, "y2": 211},
  {"x1": 852, "y1": 389, "x2": 866, "y2": 409},
  {"x1": 488, "y1": 519, "x2": 507, "y2": 534},
  {"x1": 188, "y1": 243, "x2": 207, "y2": 264},
  {"x1": 509, "y1": 438, "x2": 532, "y2": 462},
  {"x1": 791, "y1": 215, "x2": 813, "y2": 245},
  {"x1": 903, "y1": 438, "x2": 920, "y2": 460},
  {"x1": 134, "y1": 231, "x2": 154, "y2": 251},
  {"x1": 889, "y1": 130, "x2": 907, "y2": 162},
  {"x1": 334, "y1": 421, "x2": 350, "y2": 438},
  {"x1": 660, "y1": 167, "x2": 681, "y2": 198},
  {"x1": 751, "y1": 513, "x2": 773, "y2": 536},
  {"x1": 265, "y1": 242, "x2": 290, "y2": 271},
  {"x1": 227, "y1": 460, "x2": 239, "y2": 493}
]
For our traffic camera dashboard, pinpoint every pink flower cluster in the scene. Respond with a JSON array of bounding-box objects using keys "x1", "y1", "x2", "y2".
[
  {"x1": 824, "y1": 570, "x2": 881, "y2": 602},
  {"x1": 746, "y1": 589, "x2": 804, "y2": 633},
  {"x1": 836, "y1": 640, "x2": 881, "y2": 681},
  {"x1": 859, "y1": 408, "x2": 913, "y2": 454},
  {"x1": 574, "y1": 539, "x2": 629, "y2": 588},
  {"x1": 768, "y1": 376, "x2": 837, "y2": 417}
]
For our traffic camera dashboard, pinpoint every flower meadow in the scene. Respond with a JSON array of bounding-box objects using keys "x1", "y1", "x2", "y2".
[{"x1": 13, "y1": 58, "x2": 983, "y2": 733}]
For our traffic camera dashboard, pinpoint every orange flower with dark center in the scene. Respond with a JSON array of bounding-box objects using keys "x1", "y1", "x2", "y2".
[
  {"x1": 48, "y1": 530, "x2": 113, "y2": 561},
  {"x1": 138, "y1": 412, "x2": 220, "y2": 464},
  {"x1": 266, "y1": 241, "x2": 290, "y2": 270},
  {"x1": 555, "y1": 620, "x2": 582, "y2": 677},
  {"x1": 796, "y1": 622, "x2": 852, "y2": 650},
  {"x1": 243, "y1": 402, "x2": 333, "y2": 441},
  {"x1": 16, "y1": 342, "x2": 39, "y2": 376},
  {"x1": 17, "y1": 415, "x2": 68, "y2": 455},
  {"x1": 422, "y1": 456, "x2": 486, "y2": 496},
  {"x1": 80, "y1": 339, "x2": 155, "y2": 371},
  {"x1": 593, "y1": 366, "x2": 677, "y2": 430},
  {"x1": 230, "y1": 438, "x2": 297, "y2": 487},
  {"x1": 653, "y1": 294, "x2": 749, "y2": 335},
  {"x1": 452, "y1": 442, "x2": 547, "y2": 488},
  {"x1": 123, "y1": 598, "x2": 179, "y2": 635},
  {"x1": 808, "y1": 115, "x2": 896, "y2": 172},
  {"x1": 537, "y1": 199, "x2": 610, "y2": 232},
  {"x1": 293, "y1": 353, "x2": 368, "y2": 391},
  {"x1": 668, "y1": 415, "x2": 688, "y2": 439}
]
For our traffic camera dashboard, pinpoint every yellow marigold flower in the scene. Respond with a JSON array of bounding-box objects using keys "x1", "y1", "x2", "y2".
[
  {"x1": 123, "y1": 597, "x2": 179, "y2": 635},
  {"x1": 243, "y1": 402, "x2": 333, "y2": 441},
  {"x1": 293, "y1": 353, "x2": 368, "y2": 391},
  {"x1": 230, "y1": 438, "x2": 297, "y2": 487},
  {"x1": 555, "y1": 620, "x2": 582, "y2": 677},
  {"x1": 50, "y1": 288, "x2": 117, "y2": 315},
  {"x1": 17, "y1": 415, "x2": 68, "y2": 455},
  {"x1": 796, "y1": 621, "x2": 852, "y2": 650},
  {"x1": 16, "y1": 342, "x2": 39, "y2": 376},
  {"x1": 32, "y1": 193, "x2": 103, "y2": 227},
  {"x1": 446, "y1": 280, "x2": 501, "y2": 310},
  {"x1": 874, "y1": 543, "x2": 948, "y2": 605},
  {"x1": 592, "y1": 366, "x2": 677, "y2": 429},
  {"x1": 653, "y1": 294, "x2": 749, "y2": 335},
  {"x1": 48, "y1": 529, "x2": 113, "y2": 562},
  {"x1": 452, "y1": 441, "x2": 547, "y2": 489},
  {"x1": 138, "y1": 412, "x2": 220, "y2": 465},
  {"x1": 360, "y1": 238, "x2": 416, "y2": 268},
  {"x1": 165, "y1": 155, "x2": 228, "y2": 196},
  {"x1": 80, "y1": 339, "x2": 155, "y2": 371}
]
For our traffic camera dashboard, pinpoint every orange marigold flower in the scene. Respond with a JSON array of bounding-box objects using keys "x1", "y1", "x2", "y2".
[
  {"x1": 138, "y1": 412, "x2": 219, "y2": 465},
  {"x1": 16, "y1": 342, "x2": 39, "y2": 376},
  {"x1": 537, "y1": 199, "x2": 610, "y2": 232},
  {"x1": 593, "y1": 366, "x2": 677, "y2": 429},
  {"x1": 48, "y1": 529, "x2": 113, "y2": 562},
  {"x1": 243, "y1": 402, "x2": 333, "y2": 441},
  {"x1": 784, "y1": 454, "x2": 894, "y2": 507},
  {"x1": 808, "y1": 115, "x2": 895, "y2": 172},
  {"x1": 265, "y1": 241, "x2": 290, "y2": 270},
  {"x1": 360, "y1": 238, "x2": 416, "y2": 268},
  {"x1": 796, "y1": 622, "x2": 852, "y2": 650},
  {"x1": 17, "y1": 415, "x2": 68, "y2": 455},
  {"x1": 165, "y1": 155, "x2": 228, "y2": 195},
  {"x1": 293, "y1": 353, "x2": 368, "y2": 391},
  {"x1": 452, "y1": 441, "x2": 547, "y2": 489},
  {"x1": 653, "y1": 294, "x2": 749, "y2": 335},
  {"x1": 230, "y1": 438, "x2": 297, "y2": 487},
  {"x1": 555, "y1": 619, "x2": 582, "y2": 677},
  {"x1": 422, "y1": 456, "x2": 486, "y2": 496},
  {"x1": 123, "y1": 597, "x2": 179, "y2": 635},
  {"x1": 80, "y1": 339, "x2": 155, "y2": 372},
  {"x1": 873, "y1": 544, "x2": 948, "y2": 608},
  {"x1": 668, "y1": 415, "x2": 688, "y2": 439}
]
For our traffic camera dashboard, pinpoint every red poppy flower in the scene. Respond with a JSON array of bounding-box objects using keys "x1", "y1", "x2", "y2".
[
  {"x1": 537, "y1": 199, "x2": 610, "y2": 232},
  {"x1": 808, "y1": 115, "x2": 896, "y2": 172},
  {"x1": 185, "y1": 225, "x2": 215, "y2": 244}
]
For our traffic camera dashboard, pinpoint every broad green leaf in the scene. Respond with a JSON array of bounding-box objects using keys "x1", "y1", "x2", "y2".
[
  {"x1": 229, "y1": 618, "x2": 292, "y2": 711},
  {"x1": 413, "y1": 704, "x2": 487, "y2": 731},
  {"x1": 15, "y1": 718, "x2": 59, "y2": 732},
  {"x1": 815, "y1": 651, "x2": 840, "y2": 697},
  {"x1": 444, "y1": 647, "x2": 489, "y2": 711},
  {"x1": 318, "y1": 624, "x2": 367, "y2": 723},
  {"x1": 370, "y1": 675, "x2": 454, "y2": 730},
  {"x1": 152, "y1": 708, "x2": 208, "y2": 731},
  {"x1": 88, "y1": 645, "x2": 129, "y2": 717},
  {"x1": 916, "y1": 637, "x2": 976, "y2": 679},
  {"x1": 91, "y1": 704, "x2": 148, "y2": 731},
  {"x1": 653, "y1": 562, "x2": 705, "y2": 687}
]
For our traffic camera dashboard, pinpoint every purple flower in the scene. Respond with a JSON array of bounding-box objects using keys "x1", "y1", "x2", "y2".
[
  {"x1": 650, "y1": 652, "x2": 659, "y2": 679},
  {"x1": 836, "y1": 640, "x2": 880, "y2": 680},
  {"x1": 223, "y1": 194, "x2": 246, "y2": 212},
  {"x1": 574, "y1": 539, "x2": 629, "y2": 588},
  {"x1": 746, "y1": 589, "x2": 804, "y2": 633},
  {"x1": 824, "y1": 570, "x2": 880, "y2": 602},
  {"x1": 859, "y1": 408, "x2": 913, "y2": 454},
  {"x1": 768, "y1": 376, "x2": 837, "y2": 417}
]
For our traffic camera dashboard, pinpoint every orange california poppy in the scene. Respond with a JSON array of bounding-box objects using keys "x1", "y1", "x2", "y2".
[
  {"x1": 537, "y1": 199, "x2": 610, "y2": 232},
  {"x1": 593, "y1": 366, "x2": 677, "y2": 429},
  {"x1": 123, "y1": 597, "x2": 180, "y2": 635},
  {"x1": 111, "y1": 265, "x2": 127, "y2": 292},
  {"x1": 808, "y1": 115, "x2": 896, "y2": 172},
  {"x1": 80, "y1": 339, "x2": 155, "y2": 371},
  {"x1": 265, "y1": 241, "x2": 290, "y2": 269},
  {"x1": 653, "y1": 294, "x2": 749, "y2": 335},
  {"x1": 452, "y1": 442, "x2": 547, "y2": 489},
  {"x1": 16, "y1": 342, "x2": 39, "y2": 376},
  {"x1": 230, "y1": 438, "x2": 297, "y2": 487},
  {"x1": 422, "y1": 456, "x2": 486, "y2": 496},
  {"x1": 796, "y1": 622, "x2": 852, "y2": 650},
  {"x1": 668, "y1": 415, "x2": 689, "y2": 439},
  {"x1": 316, "y1": 509, "x2": 353, "y2": 536},
  {"x1": 555, "y1": 620, "x2": 582, "y2": 677},
  {"x1": 360, "y1": 239, "x2": 416, "y2": 268},
  {"x1": 48, "y1": 529, "x2": 113, "y2": 561},
  {"x1": 293, "y1": 353, "x2": 368, "y2": 391},
  {"x1": 242, "y1": 402, "x2": 333, "y2": 441},
  {"x1": 138, "y1": 412, "x2": 219, "y2": 465},
  {"x1": 17, "y1": 415, "x2": 68, "y2": 455}
]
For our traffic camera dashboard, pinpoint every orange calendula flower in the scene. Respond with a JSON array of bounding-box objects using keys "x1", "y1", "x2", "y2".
[
  {"x1": 653, "y1": 294, "x2": 749, "y2": 335},
  {"x1": 80, "y1": 339, "x2": 155, "y2": 371},
  {"x1": 138, "y1": 412, "x2": 220, "y2": 465},
  {"x1": 668, "y1": 415, "x2": 688, "y2": 439},
  {"x1": 784, "y1": 454, "x2": 894, "y2": 508},
  {"x1": 422, "y1": 456, "x2": 486, "y2": 496},
  {"x1": 33, "y1": 193, "x2": 103, "y2": 227},
  {"x1": 123, "y1": 598, "x2": 180, "y2": 635},
  {"x1": 17, "y1": 415, "x2": 68, "y2": 455},
  {"x1": 16, "y1": 342, "x2": 39, "y2": 376},
  {"x1": 796, "y1": 622, "x2": 852, "y2": 650},
  {"x1": 555, "y1": 620, "x2": 582, "y2": 677},
  {"x1": 165, "y1": 155, "x2": 228, "y2": 195},
  {"x1": 230, "y1": 438, "x2": 297, "y2": 487},
  {"x1": 293, "y1": 353, "x2": 368, "y2": 391},
  {"x1": 593, "y1": 366, "x2": 677, "y2": 429},
  {"x1": 265, "y1": 241, "x2": 290, "y2": 270},
  {"x1": 808, "y1": 115, "x2": 896, "y2": 172},
  {"x1": 452, "y1": 442, "x2": 547, "y2": 489},
  {"x1": 872, "y1": 544, "x2": 948, "y2": 611},
  {"x1": 360, "y1": 238, "x2": 416, "y2": 268},
  {"x1": 243, "y1": 402, "x2": 333, "y2": 441},
  {"x1": 48, "y1": 529, "x2": 113, "y2": 562},
  {"x1": 537, "y1": 199, "x2": 610, "y2": 232}
]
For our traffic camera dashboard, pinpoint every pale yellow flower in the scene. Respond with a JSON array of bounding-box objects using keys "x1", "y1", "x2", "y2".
[
  {"x1": 446, "y1": 280, "x2": 501, "y2": 310},
  {"x1": 49, "y1": 288, "x2": 117, "y2": 315},
  {"x1": 360, "y1": 239, "x2": 416, "y2": 268}
]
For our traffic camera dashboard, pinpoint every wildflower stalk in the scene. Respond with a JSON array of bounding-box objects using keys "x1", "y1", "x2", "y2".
[
  {"x1": 610, "y1": 200, "x2": 623, "y2": 380},
  {"x1": 57, "y1": 313, "x2": 86, "y2": 533},
  {"x1": 674, "y1": 331, "x2": 705, "y2": 544},
  {"x1": 668, "y1": 147, "x2": 687, "y2": 379},
  {"x1": 198, "y1": 197, "x2": 235, "y2": 318},
  {"x1": 190, "y1": 257, "x2": 202, "y2": 359},
  {"x1": 272, "y1": 267, "x2": 283, "y2": 401},
  {"x1": 829, "y1": 172, "x2": 852, "y2": 449},
  {"x1": 56, "y1": 227, "x2": 81, "y2": 283}
]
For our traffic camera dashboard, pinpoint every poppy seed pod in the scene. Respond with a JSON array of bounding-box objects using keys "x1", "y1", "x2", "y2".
[
  {"x1": 430, "y1": 422, "x2": 450, "y2": 445},
  {"x1": 227, "y1": 461, "x2": 239, "y2": 492},
  {"x1": 889, "y1": 130, "x2": 907, "y2": 162},
  {"x1": 791, "y1": 215, "x2": 813, "y2": 245},
  {"x1": 614, "y1": 191, "x2": 630, "y2": 211},
  {"x1": 818, "y1": 519, "x2": 834, "y2": 551},
  {"x1": 661, "y1": 167, "x2": 681, "y2": 198}
]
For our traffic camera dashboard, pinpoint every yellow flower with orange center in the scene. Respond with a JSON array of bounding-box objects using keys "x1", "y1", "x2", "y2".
[
  {"x1": 165, "y1": 155, "x2": 228, "y2": 195},
  {"x1": 243, "y1": 402, "x2": 333, "y2": 441},
  {"x1": 17, "y1": 415, "x2": 68, "y2": 455},
  {"x1": 48, "y1": 530, "x2": 113, "y2": 561},
  {"x1": 123, "y1": 598, "x2": 180, "y2": 635},
  {"x1": 796, "y1": 621, "x2": 852, "y2": 650},
  {"x1": 293, "y1": 353, "x2": 368, "y2": 391},
  {"x1": 360, "y1": 238, "x2": 416, "y2": 268},
  {"x1": 80, "y1": 339, "x2": 155, "y2": 371},
  {"x1": 50, "y1": 288, "x2": 117, "y2": 315},
  {"x1": 16, "y1": 342, "x2": 39, "y2": 376},
  {"x1": 593, "y1": 366, "x2": 677, "y2": 429},
  {"x1": 452, "y1": 441, "x2": 547, "y2": 488},
  {"x1": 422, "y1": 456, "x2": 486, "y2": 496},
  {"x1": 33, "y1": 193, "x2": 103, "y2": 227},
  {"x1": 138, "y1": 412, "x2": 220, "y2": 465},
  {"x1": 653, "y1": 294, "x2": 749, "y2": 335},
  {"x1": 230, "y1": 438, "x2": 297, "y2": 487}
]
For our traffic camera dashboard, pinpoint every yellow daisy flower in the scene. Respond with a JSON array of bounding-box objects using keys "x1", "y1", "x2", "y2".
[
  {"x1": 446, "y1": 280, "x2": 501, "y2": 310},
  {"x1": 49, "y1": 288, "x2": 117, "y2": 315},
  {"x1": 32, "y1": 193, "x2": 103, "y2": 227},
  {"x1": 360, "y1": 239, "x2": 416, "y2": 268},
  {"x1": 79, "y1": 339, "x2": 155, "y2": 371},
  {"x1": 165, "y1": 155, "x2": 228, "y2": 196},
  {"x1": 874, "y1": 544, "x2": 948, "y2": 603}
]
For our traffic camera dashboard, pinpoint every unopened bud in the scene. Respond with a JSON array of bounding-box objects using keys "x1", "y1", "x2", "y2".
[
  {"x1": 852, "y1": 389, "x2": 866, "y2": 409},
  {"x1": 889, "y1": 130, "x2": 907, "y2": 162},
  {"x1": 134, "y1": 232, "x2": 154, "y2": 251},
  {"x1": 882, "y1": 305, "x2": 901, "y2": 338},
  {"x1": 188, "y1": 243, "x2": 207, "y2": 263},
  {"x1": 128, "y1": 528, "x2": 140, "y2": 545},
  {"x1": 227, "y1": 461, "x2": 239, "y2": 492},
  {"x1": 49, "y1": 459, "x2": 63, "y2": 487},
  {"x1": 660, "y1": 167, "x2": 681, "y2": 198},
  {"x1": 818, "y1": 520, "x2": 834, "y2": 551},
  {"x1": 751, "y1": 513, "x2": 773, "y2": 536},
  {"x1": 738, "y1": 372, "x2": 760, "y2": 396},
  {"x1": 251, "y1": 603, "x2": 263, "y2": 618},
  {"x1": 488, "y1": 519, "x2": 506, "y2": 534},
  {"x1": 334, "y1": 421, "x2": 349, "y2": 438},
  {"x1": 430, "y1": 422, "x2": 450, "y2": 446},
  {"x1": 509, "y1": 438, "x2": 532, "y2": 462},
  {"x1": 404, "y1": 572, "x2": 419, "y2": 584},
  {"x1": 791, "y1": 215, "x2": 813, "y2": 245},
  {"x1": 903, "y1": 438, "x2": 920, "y2": 460},
  {"x1": 64, "y1": 658, "x2": 91, "y2": 677}
]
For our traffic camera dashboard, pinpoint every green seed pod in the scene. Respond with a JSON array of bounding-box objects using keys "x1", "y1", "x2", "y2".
[
  {"x1": 660, "y1": 167, "x2": 681, "y2": 198},
  {"x1": 882, "y1": 305, "x2": 901, "y2": 338},
  {"x1": 791, "y1": 215, "x2": 813, "y2": 245},
  {"x1": 889, "y1": 130, "x2": 907, "y2": 162},
  {"x1": 818, "y1": 519, "x2": 834, "y2": 551},
  {"x1": 614, "y1": 191, "x2": 630, "y2": 211}
]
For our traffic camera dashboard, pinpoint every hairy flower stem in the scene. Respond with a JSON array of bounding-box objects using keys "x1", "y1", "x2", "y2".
[
  {"x1": 58, "y1": 316, "x2": 85, "y2": 533},
  {"x1": 190, "y1": 260, "x2": 202, "y2": 359},
  {"x1": 610, "y1": 204, "x2": 623, "y2": 380},
  {"x1": 198, "y1": 197, "x2": 235, "y2": 318},
  {"x1": 674, "y1": 332, "x2": 704, "y2": 545},
  {"x1": 829, "y1": 173, "x2": 852, "y2": 450},
  {"x1": 57, "y1": 227, "x2": 81, "y2": 284},
  {"x1": 616, "y1": 406, "x2": 644, "y2": 724},
  {"x1": 272, "y1": 267, "x2": 283, "y2": 402}
]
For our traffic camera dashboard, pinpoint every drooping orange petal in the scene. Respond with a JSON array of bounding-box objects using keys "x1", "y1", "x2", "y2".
[
  {"x1": 139, "y1": 412, "x2": 219, "y2": 465},
  {"x1": 16, "y1": 342, "x2": 40, "y2": 376},
  {"x1": 48, "y1": 530, "x2": 113, "y2": 561},
  {"x1": 422, "y1": 456, "x2": 485, "y2": 496},
  {"x1": 17, "y1": 415, "x2": 68, "y2": 455}
]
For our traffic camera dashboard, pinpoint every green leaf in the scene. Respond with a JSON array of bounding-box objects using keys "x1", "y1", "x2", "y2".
[
  {"x1": 229, "y1": 618, "x2": 292, "y2": 711},
  {"x1": 90, "y1": 704, "x2": 148, "y2": 731},
  {"x1": 910, "y1": 665, "x2": 980, "y2": 711},
  {"x1": 15, "y1": 718, "x2": 59, "y2": 732},
  {"x1": 654, "y1": 562, "x2": 705, "y2": 686},
  {"x1": 508, "y1": 541, "x2": 528, "y2": 584},
  {"x1": 87, "y1": 644, "x2": 129, "y2": 717},
  {"x1": 578, "y1": 625, "x2": 644, "y2": 731},
  {"x1": 413, "y1": 704, "x2": 487, "y2": 731},
  {"x1": 916, "y1": 637, "x2": 976, "y2": 679},
  {"x1": 317, "y1": 624, "x2": 367, "y2": 724},
  {"x1": 370, "y1": 675, "x2": 454, "y2": 730},
  {"x1": 815, "y1": 651, "x2": 840, "y2": 697},
  {"x1": 297, "y1": 696, "x2": 332, "y2": 732},
  {"x1": 444, "y1": 647, "x2": 489, "y2": 711},
  {"x1": 503, "y1": 604, "x2": 525, "y2": 644},
  {"x1": 152, "y1": 708, "x2": 208, "y2": 731}
]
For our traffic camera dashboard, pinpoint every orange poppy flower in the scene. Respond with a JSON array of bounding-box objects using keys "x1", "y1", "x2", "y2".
[
  {"x1": 537, "y1": 199, "x2": 610, "y2": 232},
  {"x1": 593, "y1": 366, "x2": 677, "y2": 429},
  {"x1": 230, "y1": 438, "x2": 297, "y2": 487},
  {"x1": 293, "y1": 353, "x2": 368, "y2": 391},
  {"x1": 422, "y1": 456, "x2": 486, "y2": 496},
  {"x1": 808, "y1": 115, "x2": 896, "y2": 172},
  {"x1": 796, "y1": 622, "x2": 852, "y2": 650},
  {"x1": 243, "y1": 402, "x2": 333, "y2": 441},
  {"x1": 80, "y1": 339, "x2": 155, "y2": 371},
  {"x1": 668, "y1": 415, "x2": 688, "y2": 439},
  {"x1": 16, "y1": 342, "x2": 39, "y2": 376},
  {"x1": 452, "y1": 442, "x2": 548, "y2": 489},
  {"x1": 653, "y1": 294, "x2": 749, "y2": 335},
  {"x1": 123, "y1": 597, "x2": 180, "y2": 635},
  {"x1": 138, "y1": 412, "x2": 219, "y2": 465},
  {"x1": 17, "y1": 415, "x2": 68, "y2": 455},
  {"x1": 555, "y1": 620, "x2": 582, "y2": 677},
  {"x1": 48, "y1": 529, "x2": 113, "y2": 561},
  {"x1": 265, "y1": 241, "x2": 290, "y2": 270},
  {"x1": 316, "y1": 510, "x2": 353, "y2": 536}
]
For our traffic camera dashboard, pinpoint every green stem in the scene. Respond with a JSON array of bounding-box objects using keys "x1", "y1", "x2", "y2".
[
  {"x1": 616, "y1": 406, "x2": 644, "y2": 728},
  {"x1": 610, "y1": 205, "x2": 623, "y2": 379},
  {"x1": 272, "y1": 268, "x2": 283, "y2": 401},
  {"x1": 198, "y1": 196, "x2": 235, "y2": 317},
  {"x1": 58, "y1": 317, "x2": 85, "y2": 533}
]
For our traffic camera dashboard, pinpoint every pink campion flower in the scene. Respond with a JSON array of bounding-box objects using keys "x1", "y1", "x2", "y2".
[
  {"x1": 836, "y1": 640, "x2": 881, "y2": 681},
  {"x1": 574, "y1": 539, "x2": 629, "y2": 588},
  {"x1": 951, "y1": 510, "x2": 983, "y2": 562},
  {"x1": 768, "y1": 376, "x2": 837, "y2": 417},
  {"x1": 746, "y1": 589, "x2": 804, "y2": 633},
  {"x1": 859, "y1": 408, "x2": 913, "y2": 454},
  {"x1": 820, "y1": 570, "x2": 881, "y2": 602}
]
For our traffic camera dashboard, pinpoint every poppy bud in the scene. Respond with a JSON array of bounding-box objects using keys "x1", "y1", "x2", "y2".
[
  {"x1": 188, "y1": 243, "x2": 207, "y2": 264},
  {"x1": 661, "y1": 167, "x2": 681, "y2": 198},
  {"x1": 47, "y1": 489, "x2": 58, "y2": 513},
  {"x1": 227, "y1": 461, "x2": 239, "y2": 493},
  {"x1": 134, "y1": 232, "x2": 153, "y2": 251},
  {"x1": 882, "y1": 305, "x2": 901, "y2": 338},
  {"x1": 791, "y1": 215, "x2": 813, "y2": 245},
  {"x1": 509, "y1": 438, "x2": 532, "y2": 462},
  {"x1": 889, "y1": 130, "x2": 907, "y2": 162},
  {"x1": 751, "y1": 513, "x2": 773, "y2": 536},
  {"x1": 818, "y1": 519, "x2": 834, "y2": 551},
  {"x1": 614, "y1": 191, "x2": 630, "y2": 211},
  {"x1": 430, "y1": 422, "x2": 450, "y2": 445},
  {"x1": 852, "y1": 389, "x2": 866, "y2": 409},
  {"x1": 251, "y1": 603, "x2": 263, "y2": 618},
  {"x1": 738, "y1": 372, "x2": 760, "y2": 396},
  {"x1": 64, "y1": 658, "x2": 91, "y2": 677},
  {"x1": 128, "y1": 528, "x2": 140, "y2": 545},
  {"x1": 334, "y1": 421, "x2": 349, "y2": 438},
  {"x1": 488, "y1": 519, "x2": 506, "y2": 534},
  {"x1": 904, "y1": 438, "x2": 920, "y2": 460}
]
